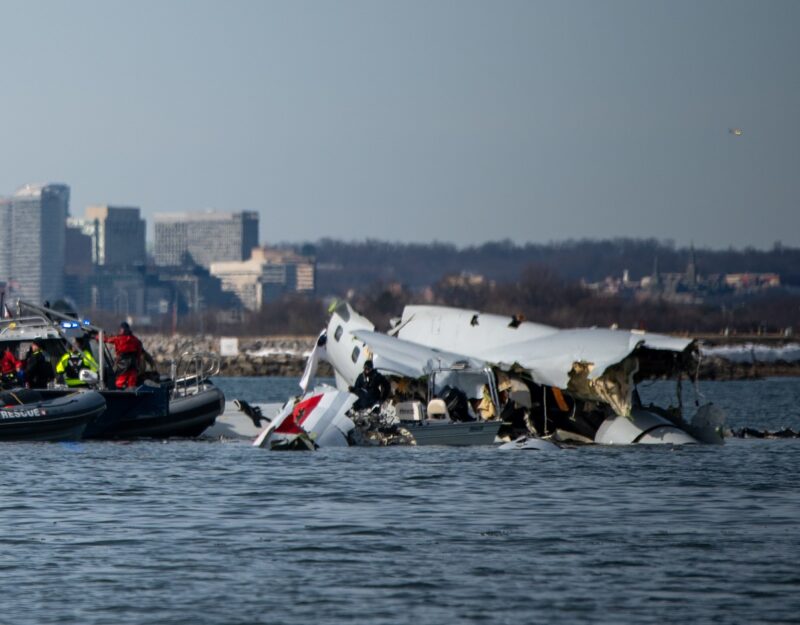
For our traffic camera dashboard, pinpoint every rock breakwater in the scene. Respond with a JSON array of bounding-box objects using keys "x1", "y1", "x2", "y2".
[
  {"x1": 140, "y1": 334, "x2": 331, "y2": 377},
  {"x1": 696, "y1": 355, "x2": 800, "y2": 380}
]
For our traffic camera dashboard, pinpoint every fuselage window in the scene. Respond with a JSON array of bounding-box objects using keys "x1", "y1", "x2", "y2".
[
  {"x1": 334, "y1": 325, "x2": 343, "y2": 341},
  {"x1": 351, "y1": 346, "x2": 360, "y2": 363}
]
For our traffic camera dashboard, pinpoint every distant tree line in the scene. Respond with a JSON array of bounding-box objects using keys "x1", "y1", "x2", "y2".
[
  {"x1": 150, "y1": 262, "x2": 799, "y2": 337},
  {"x1": 299, "y1": 238, "x2": 800, "y2": 293},
  {"x1": 105, "y1": 238, "x2": 798, "y2": 336}
]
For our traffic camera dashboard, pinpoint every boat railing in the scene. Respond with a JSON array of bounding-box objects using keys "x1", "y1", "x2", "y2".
[
  {"x1": 0, "y1": 315, "x2": 59, "y2": 337},
  {"x1": 171, "y1": 351, "x2": 221, "y2": 398}
]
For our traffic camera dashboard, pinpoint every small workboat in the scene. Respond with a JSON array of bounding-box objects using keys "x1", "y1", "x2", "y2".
[
  {"x1": 0, "y1": 388, "x2": 106, "y2": 442},
  {"x1": 80, "y1": 376, "x2": 225, "y2": 440}
]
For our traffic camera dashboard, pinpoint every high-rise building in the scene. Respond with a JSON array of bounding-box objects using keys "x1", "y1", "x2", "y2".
[
  {"x1": 64, "y1": 227, "x2": 93, "y2": 276},
  {"x1": 154, "y1": 211, "x2": 259, "y2": 268},
  {"x1": 0, "y1": 183, "x2": 69, "y2": 304},
  {"x1": 68, "y1": 205, "x2": 146, "y2": 267}
]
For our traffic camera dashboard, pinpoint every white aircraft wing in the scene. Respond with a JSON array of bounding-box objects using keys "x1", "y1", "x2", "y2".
[{"x1": 351, "y1": 329, "x2": 487, "y2": 378}]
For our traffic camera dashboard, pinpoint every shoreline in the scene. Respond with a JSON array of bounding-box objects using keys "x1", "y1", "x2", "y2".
[{"x1": 140, "y1": 334, "x2": 800, "y2": 380}]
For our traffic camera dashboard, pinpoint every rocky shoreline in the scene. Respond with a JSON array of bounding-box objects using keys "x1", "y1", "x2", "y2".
[
  {"x1": 139, "y1": 334, "x2": 800, "y2": 380},
  {"x1": 694, "y1": 356, "x2": 800, "y2": 380},
  {"x1": 141, "y1": 334, "x2": 332, "y2": 378}
]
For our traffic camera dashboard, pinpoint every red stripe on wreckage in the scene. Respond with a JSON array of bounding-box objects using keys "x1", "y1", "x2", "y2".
[{"x1": 274, "y1": 394, "x2": 325, "y2": 435}]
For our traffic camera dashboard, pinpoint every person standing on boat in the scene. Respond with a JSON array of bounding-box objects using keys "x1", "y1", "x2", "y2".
[
  {"x1": 23, "y1": 340, "x2": 54, "y2": 389},
  {"x1": 56, "y1": 337, "x2": 99, "y2": 387},
  {"x1": 0, "y1": 346, "x2": 21, "y2": 388},
  {"x1": 104, "y1": 321, "x2": 143, "y2": 389}
]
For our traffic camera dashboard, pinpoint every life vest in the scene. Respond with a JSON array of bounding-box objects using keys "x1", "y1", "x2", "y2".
[{"x1": 64, "y1": 353, "x2": 85, "y2": 379}]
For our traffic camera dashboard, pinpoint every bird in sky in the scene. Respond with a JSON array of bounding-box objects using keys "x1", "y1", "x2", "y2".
[{"x1": 729, "y1": 128, "x2": 743, "y2": 136}]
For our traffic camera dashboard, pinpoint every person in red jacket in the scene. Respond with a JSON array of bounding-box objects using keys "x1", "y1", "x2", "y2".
[
  {"x1": 0, "y1": 346, "x2": 21, "y2": 388},
  {"x1": 104, "y1": 321, "x2": 143, "y2": 389}
]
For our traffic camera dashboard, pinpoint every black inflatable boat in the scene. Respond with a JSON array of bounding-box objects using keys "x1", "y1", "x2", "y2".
[{"x1": 0, "y1": 389, "x2": 106, "y2": 442}]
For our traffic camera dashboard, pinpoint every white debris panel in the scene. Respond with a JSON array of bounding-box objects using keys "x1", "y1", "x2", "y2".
[{"x1": 397, "y1": 305, "x2": 693, "y2": 390}]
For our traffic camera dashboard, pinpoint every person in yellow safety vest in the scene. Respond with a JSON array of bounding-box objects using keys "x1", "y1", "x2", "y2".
[{"x1": 56, "y1": 336, "x2": 99, "y2": 387}]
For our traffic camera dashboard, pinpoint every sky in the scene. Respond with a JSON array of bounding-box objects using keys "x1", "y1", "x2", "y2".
[{"x1": 0, "y1": 0, "x2": 798, "y2": 249}]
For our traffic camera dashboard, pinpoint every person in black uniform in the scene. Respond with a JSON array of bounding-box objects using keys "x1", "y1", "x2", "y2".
[
  {"x1": 24, "y1": 340, "x2": 54, "y2": 389},
  {"x1": 349, "y1": 360, "x2": 390, "y2": 410}
]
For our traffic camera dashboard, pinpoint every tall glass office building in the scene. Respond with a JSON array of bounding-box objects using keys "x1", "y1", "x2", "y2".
[
  {"x1": 154, "y1": 211, "x2": 259, "y2": 268},
  {"x1": 0, "y1": 183, "x2": 69, "y2": 304}
]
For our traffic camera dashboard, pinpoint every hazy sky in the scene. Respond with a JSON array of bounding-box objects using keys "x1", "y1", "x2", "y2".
[{"x1": 0, "y1": 1, "x2": 797, "y2": 249}]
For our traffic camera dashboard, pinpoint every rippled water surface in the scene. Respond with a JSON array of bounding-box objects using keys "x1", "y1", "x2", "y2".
[{"x1": 2, "y1": 377, "x2": 799, "y2": 625}]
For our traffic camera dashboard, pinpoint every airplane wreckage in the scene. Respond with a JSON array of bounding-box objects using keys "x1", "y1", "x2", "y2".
[{"x1": 251, "y1": 303, "x2": 726, "y2": 451}]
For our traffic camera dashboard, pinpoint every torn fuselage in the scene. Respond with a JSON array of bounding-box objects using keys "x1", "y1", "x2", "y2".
[{"x1": 392, "y1": 305, "x2": 722, "y2": 445}]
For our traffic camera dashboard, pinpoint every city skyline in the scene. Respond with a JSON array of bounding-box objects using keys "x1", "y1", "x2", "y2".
[
  {"x1": 0, "y1": 1, "x2": 798, "y2": 249},
  {"x1": 0, "y1": 178, "x2": 792, "y2": 322},
  {"x1": 3, "y1": 178, "x2": 797, "y2": 253}
]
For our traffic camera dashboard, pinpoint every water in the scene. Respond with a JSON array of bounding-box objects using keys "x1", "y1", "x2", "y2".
[{"x1": 1, "y1": 377, "x2": 799, "y2": 625}]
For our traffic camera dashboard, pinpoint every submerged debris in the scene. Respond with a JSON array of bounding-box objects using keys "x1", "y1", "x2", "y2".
[
  {"x1": 347, "y1": 406, "x2": 416, "y2": 446},
  {"x1": 730, "y1": 427, "x2": 800, "y2": 439},
  {"x1": 233, "y1": 398, "x2": 269, "y2": 427}
]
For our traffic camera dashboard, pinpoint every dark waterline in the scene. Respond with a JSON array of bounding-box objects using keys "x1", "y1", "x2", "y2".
[{"x1": 1, "y1": 377, "x2": 799, "y2": 625}]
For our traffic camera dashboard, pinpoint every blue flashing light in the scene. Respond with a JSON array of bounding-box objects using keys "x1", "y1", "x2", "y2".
[
  {"x1": 82, "y1": 319, "x2": 91, "y2": 325},
  {"x1": 60, "y1": 321, "x2": 80, "y2": 329}
]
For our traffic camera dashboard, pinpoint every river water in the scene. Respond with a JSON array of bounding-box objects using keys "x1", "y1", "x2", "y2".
[{"x1": 1, "y1": 377, "x2": 799, "y2": 625}]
